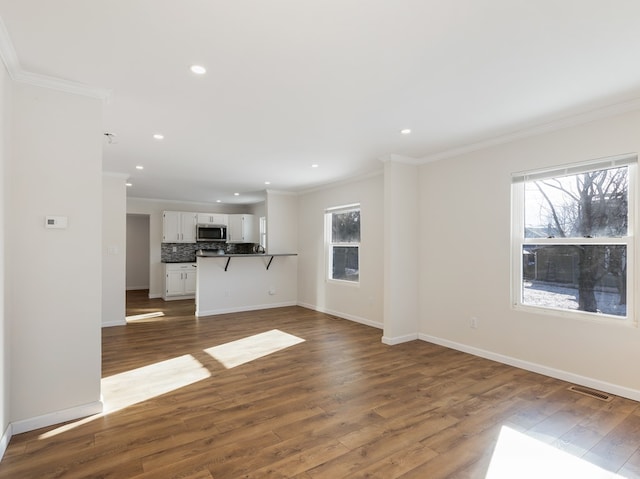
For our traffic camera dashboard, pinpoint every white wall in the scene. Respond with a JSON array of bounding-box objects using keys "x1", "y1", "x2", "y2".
[
  {"x1": 249, "y1": 201, "x2": 266, "y2": 219},
  {"x1": 126, "y1": 214, "x2": 150, "y2": 290},
  {"x1": 297, "y1": 173, "x2": 384, "y2": 328},
  {"x1": 0, "y1": 57, "x2": 10, "y2": 457},
  {"x1": 126, "y1": 198, "x2": 247, "y2": 298},
  {"x1": 102, "y1": 174, "x2": 127, "y2": 327},
  {"x1": 418, "y1": 109, "x2": 640, "y2": 399},
  {"x1": 383, "y1": 160, "x2": 419, "y2": 344},
  {"x1": 6, "y1": 83, "x2": 103, "y2": 429},
  {"x1": 266, "y1": 191, "x2": 297, "y2": 254}
]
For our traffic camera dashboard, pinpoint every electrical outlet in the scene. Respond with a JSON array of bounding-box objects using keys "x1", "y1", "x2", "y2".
[
  {"x1": 470, "y1": 317, "x2": 479, "y2": 329},
  {"x1": 172, "y1": 246, "x2": 177, "y2": 252},
  {"x1": 224, "y1": 290, "x2": 231, "y2": 298},
  {"x1": 268, "y1": 287, "x2": 276, "y2": 295}
]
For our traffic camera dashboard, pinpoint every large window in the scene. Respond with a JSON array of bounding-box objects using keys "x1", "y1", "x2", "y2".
[
  {"x1": 512, "y1": 155, "x2": 636, "y2": 323},
  {"x1": 326, "y1": 204, "x2": 360, "y2": 283}
]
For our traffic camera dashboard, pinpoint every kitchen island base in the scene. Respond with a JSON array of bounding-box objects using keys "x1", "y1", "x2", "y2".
[{"x1": 195, "y1": 254, "x2": 297, "y2": 317}]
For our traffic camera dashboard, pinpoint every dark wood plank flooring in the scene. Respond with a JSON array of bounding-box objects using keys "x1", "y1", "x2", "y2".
[{"x1": 1, "y1": 290, "x2": 639, "y2": 478}]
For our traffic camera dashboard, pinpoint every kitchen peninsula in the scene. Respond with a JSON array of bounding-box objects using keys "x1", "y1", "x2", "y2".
[
  {"x1": 152, "y1": 200, "x2": 299, "y2": 312},
  {"x1": 195, "y1": 251, "x2": 298, "y2": 317}
]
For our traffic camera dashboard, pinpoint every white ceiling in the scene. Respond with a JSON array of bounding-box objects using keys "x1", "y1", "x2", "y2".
[{"x1": 2, "y1": 1, "x2": 640, "y2": 205}]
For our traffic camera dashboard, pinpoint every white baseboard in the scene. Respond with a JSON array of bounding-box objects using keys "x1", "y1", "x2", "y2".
[
  {"x1": 148, "y1": 293, "x2": 162, "y2": 299},
  {"x1": 196, "y1": 301, "x2": 297, "y2": 317},
  {"x1": 162, "y1": 294, "x2": 195, "y2": 301},
  {"x1": 297, "y1": 302, "x2": 383, "y2": 329},
  {"x1": 0, "y1": 423, "x2": 11, "y2": 462},
  {"x1": 382, "y1": 333, "x2": 419, "y2": 345},
  {"x1": 126, "y1": 286, "x2": 149, "y2": 291},
  {"x1": 419, "y1": 333, "x2": 640, "y2": 402},
  {"x1": 102, "y1": 319, "x2": 127, "y2": 328},
  {"x1": 11, "y1": 400, "x2": 104, "y2": 435}
]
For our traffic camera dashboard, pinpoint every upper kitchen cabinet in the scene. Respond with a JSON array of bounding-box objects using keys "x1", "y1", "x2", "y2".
[
  {"x1": 196, "y1": 213, "x2": 228, "y2": 226},
  {"x1": 162, "y1": 211, "x2": 197, "y2": 243},
  {"x1": 227, "y1": 214, "x2": 258, "y2": 243}
]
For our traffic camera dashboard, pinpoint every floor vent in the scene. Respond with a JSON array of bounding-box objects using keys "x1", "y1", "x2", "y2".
[{"x1": 568, "y1": 385, "x2": 613, "y2": 402}]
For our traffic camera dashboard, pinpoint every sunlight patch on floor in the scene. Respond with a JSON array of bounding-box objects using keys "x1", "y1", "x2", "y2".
[
  {"x1": 204, "y1": 329, "x2": 305, "y2": 369},
  {"x1": 126, "y1": 311, "x2": 165, "y2": 322},
  {"x1": 39, "y1": 354, "x2": 210, "y2": 440},
  {"x1": 101, "y1": 354, "x2": 211, "y2": 412},
  {"x1": 486, "y1": 426, "x2": 625, "y2": 478}
]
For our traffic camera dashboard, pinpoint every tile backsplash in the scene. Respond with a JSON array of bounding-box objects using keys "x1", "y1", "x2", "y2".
[{"x1": 161, "y1": 242, "x2": 256, "y2": 262}]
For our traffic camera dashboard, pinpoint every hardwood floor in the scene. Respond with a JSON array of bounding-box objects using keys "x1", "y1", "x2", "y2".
[{"x1": 2, "y1": 290, "x2": 640, "y2": 478}]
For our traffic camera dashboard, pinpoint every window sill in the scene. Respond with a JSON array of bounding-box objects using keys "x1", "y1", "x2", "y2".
[
  {"x1": 512, "y1": 303, "x2": 636, "y2": 327},
  {"x1": 326, "y1": 278, "x2": 360, "y2": 288}
]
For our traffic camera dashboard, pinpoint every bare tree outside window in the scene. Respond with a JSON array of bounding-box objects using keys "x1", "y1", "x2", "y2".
[
  {"x1": 519, "y1": 162, "x2": 632, "y2": 318},
  {"x1": 327, "y1": 207, "x2": 360, "y2": 282}
]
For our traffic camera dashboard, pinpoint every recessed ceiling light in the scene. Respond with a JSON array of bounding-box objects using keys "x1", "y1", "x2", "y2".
[
  {"x1": 234, "y1": 192, "x2": 240, "y2": 196},
  {"x1": 153, "y1": 133, "x2": 164, "y2": 140},
  {"x1": 311, "y1": 164, "x2": 319, "y2": 168},
  {"x1": 125, "y1": 182, "x2": 132, "y2": 187},
  {"x1": 264, "y1": 181, "x2": 271, "y2": 185},
  {"x1": 400, "y1": 128, "x2": 412, "y2": 135},
  {"x1": 135, "y1": 165, "x2": 144, "y2": 170},
  {"x1": 190, "y1": 65, "x2": 206, "y2": 75},
  {"x1": 216, "y1": 200, "x2": 221, "y2": 203}
]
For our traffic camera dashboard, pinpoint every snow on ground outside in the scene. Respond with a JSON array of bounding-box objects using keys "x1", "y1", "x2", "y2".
[{"x1": 523, "y1": 281, "x2": 626, "y2": 317}]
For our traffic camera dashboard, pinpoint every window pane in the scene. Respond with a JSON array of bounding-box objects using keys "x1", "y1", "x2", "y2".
[
  {"x1": 524, "y1": 166, "x2": 628, "y2": 238},
  {"x1": 522, "y1": 244, "x2": 626, "y2": 317},
  {"x1": 332, "y1": 246, "x2": 359, "y2": 281},
  {"x1": 332, "y1": 210, "x2": 360, "y2": 243}
]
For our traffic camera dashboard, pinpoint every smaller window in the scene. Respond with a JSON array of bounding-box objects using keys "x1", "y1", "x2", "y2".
[
  {"x1": 259, "y1": 216, "x2": 266, "y2": 249},
  {"x1": 326, "y1": 205, "x2": 360, "y2": 283}
]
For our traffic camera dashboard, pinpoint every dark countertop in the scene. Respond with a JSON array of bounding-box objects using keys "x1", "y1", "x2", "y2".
[
  {"x1": 162, "y1": 253, "x2": 297, "y2": 263},
  {"x1": 196, "y1": 252, "x2": 297, "y2": 258}
]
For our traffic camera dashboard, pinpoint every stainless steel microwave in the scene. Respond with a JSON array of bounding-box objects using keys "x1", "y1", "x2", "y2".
[{"x1": 196, "y1": 224, "x2": 227, "y2": 242}]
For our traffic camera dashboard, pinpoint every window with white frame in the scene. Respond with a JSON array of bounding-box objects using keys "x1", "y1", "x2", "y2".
[
  {"x1": 325, "y1": 204, "x2": 360, "y2": 283},
  {"x1": 259, "y1": 216, "x2": 266, "y2": 249},
  {"x1": 512, "y1": 154, "x2": 636, "y2": 323}
]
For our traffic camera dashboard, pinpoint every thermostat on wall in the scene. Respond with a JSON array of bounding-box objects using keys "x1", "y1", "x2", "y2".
[{"x1": 45, "y1": 216, "x2": 68, "y2": 229}]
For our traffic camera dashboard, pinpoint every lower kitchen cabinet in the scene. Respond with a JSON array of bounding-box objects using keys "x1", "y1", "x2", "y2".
[{"x1": 163, "y1": 263, "x2": 197, "y2": 300}]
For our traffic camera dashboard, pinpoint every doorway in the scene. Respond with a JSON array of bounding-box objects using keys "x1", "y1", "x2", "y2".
[{"x1": 126, "y1": 214, "x2": 150, "y2": 291}]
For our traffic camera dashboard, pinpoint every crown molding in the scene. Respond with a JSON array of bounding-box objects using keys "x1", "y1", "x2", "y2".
[
  {"x1": 378, "y1": 153, "x2": 421, "y2": 165},
  {"x1": 12, "y1": 69, "x2": 112, "y2": 101},
  {"x1": 419, "y1": 97, "x2": 640, "y2": 164},
  {"x1": 102, "y1": 171, "x2": 130, "y2": 179},
  {"x1": 298, "y1": 168, "x2": 383, "y2": 196},
  {"x1": 265, "y1": 189, "x2": 297, "y2": 196},
  {"x1": 0, "y1": 16, "x2": 112, "y2": 102},
  {"x1": 126, "y1": 196, "x2": 257, "y2": 208},
  {"x1": 0, "y1": 16, "x2": 19, "y2": 75}
]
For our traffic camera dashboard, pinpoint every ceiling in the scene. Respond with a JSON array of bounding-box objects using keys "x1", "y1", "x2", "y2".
[{"x1": 2, "y1": 1, "x2": 640, "y2": 205}]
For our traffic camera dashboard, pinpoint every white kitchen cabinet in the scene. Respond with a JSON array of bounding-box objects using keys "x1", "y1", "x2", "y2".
[
  {"x1": 227, "y1": 214, "x2": 257, "y2": 243},
  {"x1": 163, "y1": 263, "x2": 197, "y2": 300},
  {"x1": 196, "y1": 213, "x2": 228, "y2": 225},
  {"x1": 162, "y1": 211, "x2": 197, "y2": 243}
]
